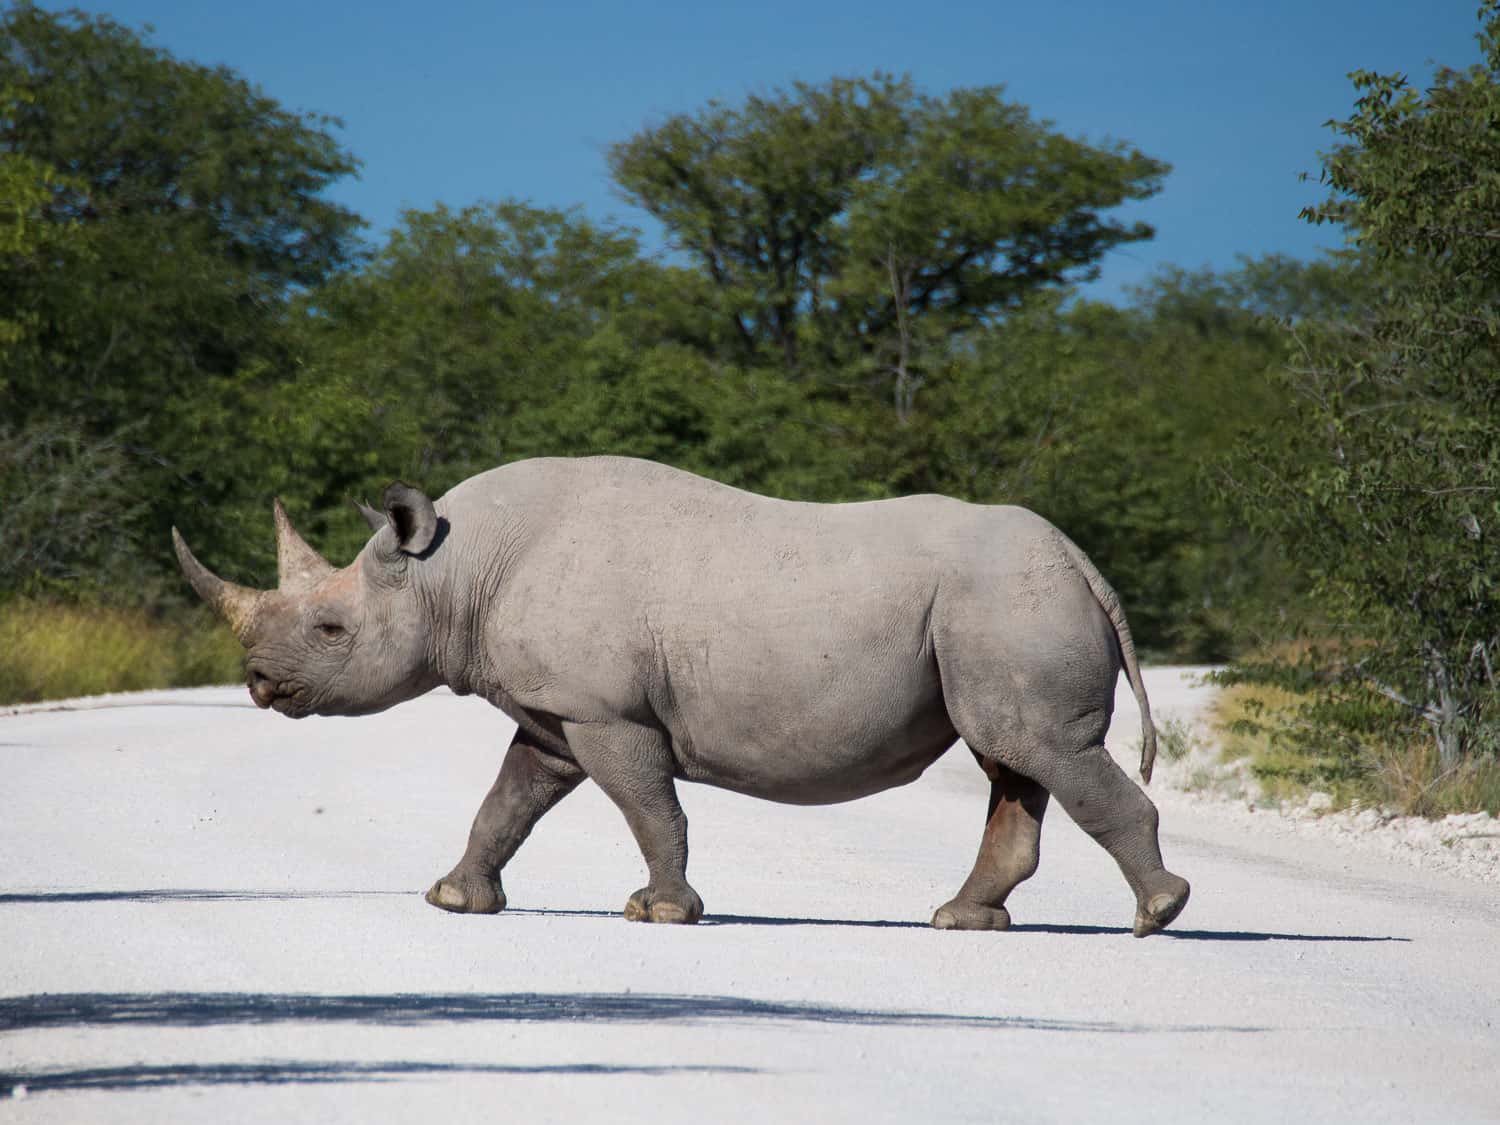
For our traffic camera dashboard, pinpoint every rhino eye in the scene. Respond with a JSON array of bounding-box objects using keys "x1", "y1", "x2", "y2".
[{"x1": 315, "y1": 621, "x2": 347, "y2": 641}]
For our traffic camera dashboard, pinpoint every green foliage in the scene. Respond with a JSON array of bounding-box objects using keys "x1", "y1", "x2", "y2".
[
  {"x1": 0, "y1": 89, "x2": 90, "y2": 371},
  {"x1": 0, "y1": 3, "x2": 362, "y2": 584},
  {"x1": 1153, "y1": 716, "x2": 1199, "y2": 764},
  {"x1": 299, "y1": 199, "x2": 656, "y2": 475},
  {"x1": 1213, "y1": 658, "x2": 1385, "y2": 800},
  {"x1": 1211, "y1": 664, "x2": 1500, "y2": 817},
  {"x1": 881, "y1": 262, "x2": 1303, "y2": 659},
  {"x1": 609, "y1": 73, "x2": 1167, "y2": 390},
  {"x1": 0, "y1": 15, "x2": 1332, "y2": 702},
  {"x1": 251, "y1": 201, "x2": 690, "y2": 564},
  {"x1": 1223, "y1": 5, "x2": 1500, "y2": 772}
]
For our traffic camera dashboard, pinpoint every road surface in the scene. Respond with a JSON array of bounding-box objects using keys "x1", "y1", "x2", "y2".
[{"x1": 2, "y1": 670, "x2": 1496, "y2": 1122}]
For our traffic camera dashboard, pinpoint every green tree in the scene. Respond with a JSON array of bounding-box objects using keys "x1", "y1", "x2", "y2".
[
  {"x1": 0, "y1": 89, "x2": 83, "y2": 368},
  {"x1": 0, "y1": 84, "x2": 138, "y2": 590},
  {"x1": 1225, "y1": 5, "x2": 1500, "y2": 770},
  {"x1": 905, "y1": 262, "x2": 1305, "y2": 659},
  {"x1": 0, "y1": 4, "x2": 362, "y2": 588},
  {"x1": 270, "y1": 201, "x2": 709, "y2": 559},
  {"x1": 609, "y1": 73, "x2": 1167, "y2": 402}
]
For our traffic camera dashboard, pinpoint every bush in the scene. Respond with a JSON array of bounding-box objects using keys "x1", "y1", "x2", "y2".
[{"x1": 1210, "y1": 664, "x2": 1500, "y2": 816}]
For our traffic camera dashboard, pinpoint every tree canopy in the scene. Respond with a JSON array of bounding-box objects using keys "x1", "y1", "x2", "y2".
[{"x1": 609, "y1": 74, "x2": 1167, "y2": 399}]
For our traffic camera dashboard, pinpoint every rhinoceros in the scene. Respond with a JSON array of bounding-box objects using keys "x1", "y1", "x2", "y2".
[{"x1": 174, "y1": 455, "x2": 1190, "y2": 935}]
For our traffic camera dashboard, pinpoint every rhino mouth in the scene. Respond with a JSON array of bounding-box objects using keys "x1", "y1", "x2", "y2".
[
  {"x1": 268, "y1": 694, "x2": 311, "y2": 719},
  {"x1": 248, "y1": 669, "x2": 312, "y2": 718}
]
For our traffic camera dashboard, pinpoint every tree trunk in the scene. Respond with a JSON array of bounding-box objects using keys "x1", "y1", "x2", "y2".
[{"x1": 1428, "y1": 648, "x2": 1461, "y2": 771}]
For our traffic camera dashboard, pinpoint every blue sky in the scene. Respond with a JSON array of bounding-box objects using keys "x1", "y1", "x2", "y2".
[{"x1": 41, "y1": 0, "x2": 1489, "y2": 300}]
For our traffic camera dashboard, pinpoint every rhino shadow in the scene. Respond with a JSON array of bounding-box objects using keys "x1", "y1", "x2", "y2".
[
  {"x1": 0, "y1": 891, "x2": 1411, "y2": 944},
  {"x1": 0, "y1": 990, "x2": 1268, "y2": 1036},
  {"x1": 0, "y1": 1058, "x2": 756, "y2": 1097}
]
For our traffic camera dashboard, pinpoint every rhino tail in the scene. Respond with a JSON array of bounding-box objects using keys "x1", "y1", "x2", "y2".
[{"x1": 1056, "y1": 535, "x2": 1157, "y2": 784}]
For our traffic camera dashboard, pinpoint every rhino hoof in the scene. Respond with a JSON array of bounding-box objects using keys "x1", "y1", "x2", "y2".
[
  {"x1": 424, "y1": 876, "x2": 505, "y2": 915},
  {"x1": 932, "y1": 901, "x2": 1012, "y2": 931},
  {"x1": 623, "y1": 885, "x2": 703, "y2": 924},
  {"x1": 1132, "y1": 876, "x2": 1191, "y2": 937}
]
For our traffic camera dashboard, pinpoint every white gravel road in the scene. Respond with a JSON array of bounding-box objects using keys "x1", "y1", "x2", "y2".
[{"x1": 2, "y1": 669, "x2": 1497, "y2": 1123}]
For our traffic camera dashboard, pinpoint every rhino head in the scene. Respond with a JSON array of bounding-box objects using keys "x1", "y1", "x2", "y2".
[{"x1": 173, "y1": 484, "x2": 445, "y2": 718}]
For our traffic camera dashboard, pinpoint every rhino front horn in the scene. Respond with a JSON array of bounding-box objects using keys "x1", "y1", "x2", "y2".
[
  {"x1": 172, "y1": 528, "x2": 264, "y2": 641},
  {"x1": 274, "y1": 498, "x2": 335, "y2": 593}
]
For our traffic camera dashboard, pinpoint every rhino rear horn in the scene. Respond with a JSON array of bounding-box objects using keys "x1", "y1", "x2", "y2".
[
  {"x1": 274, "y1": 498, "x2": 335, "y2": 593},
  {"x1": 383, "y1": 481, "x2": 438, "y2": 556},
  {"x1": 172, "y1": 528, "x2": 263, "y2": 642}
]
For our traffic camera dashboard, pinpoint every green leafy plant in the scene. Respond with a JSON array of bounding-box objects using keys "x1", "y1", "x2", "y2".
[{"x1": 1221, "y1": 5, "x2": 1500, "y2": 790}]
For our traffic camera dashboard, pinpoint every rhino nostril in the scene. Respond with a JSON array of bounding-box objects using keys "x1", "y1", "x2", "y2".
[{"x1": 247, "y1": 667, "x2": 276, "y2": 709}]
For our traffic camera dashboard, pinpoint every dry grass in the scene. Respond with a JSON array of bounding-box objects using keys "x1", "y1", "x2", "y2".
[
  {"x1": 0, "y1": 599, "x2": 242, "y2": 706},
  {"x1": 1363, "y1": 737, "x2": 1500, "y2": 819},
  {"x1": 1209, "y1": 676, "x2": 1500, "y2": 817},
  {"x1": 1208, "y1": 679, "x2": 1336, "y2": 800}
]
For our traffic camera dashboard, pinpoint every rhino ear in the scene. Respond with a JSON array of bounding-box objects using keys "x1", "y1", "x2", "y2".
[
  {"x1": 352, "y1": 497, "x2": 387, "y2": 533},
  {"x1": 382, "y1": 481, "x2": 438, "y2": 556}
]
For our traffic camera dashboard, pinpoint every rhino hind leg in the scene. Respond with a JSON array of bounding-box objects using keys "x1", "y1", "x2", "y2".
[
  {"x1": 427, "y1": 728, "x2": 585, "y2": 915},
  {"x1": 937, "y1": 607, "x2": 1189, "y2": 935},
  {"x1": 1025, "y1": 743, "x2": 1190, "y2": 937},
  {"x1": 933, "y1": 755, "x2": 1049, "y2": 931},
  {"x1": 563, "y1": 719, "x2": 705, "y2": 924}
]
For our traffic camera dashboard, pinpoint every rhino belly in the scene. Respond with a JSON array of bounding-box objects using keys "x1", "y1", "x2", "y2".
[
  {"x1": 665, "y1": 644, "x2": 957, "y2": 805},
  {"x1": 683, "y1": 716, "x2": 957, "y2": 805}
]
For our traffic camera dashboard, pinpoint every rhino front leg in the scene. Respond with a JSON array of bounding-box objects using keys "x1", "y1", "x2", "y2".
[
  {"x1": 426, "y1": 727, "x2": 585, "y2": 914},
  {"x1": 562, "y1": 719, "x2": 704, "y2": 924}
]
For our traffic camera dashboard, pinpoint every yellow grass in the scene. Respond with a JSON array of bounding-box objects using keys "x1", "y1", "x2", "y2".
[
  {"x1": 1209, "y1": 675, "x2": 1500, "y2": 817},
  {"x1": 0, "y1": 599, "x2": 242, "y2": 706},
  {"x1": 1363, "y1": 736, "x2": 1500, "y2": 818}
]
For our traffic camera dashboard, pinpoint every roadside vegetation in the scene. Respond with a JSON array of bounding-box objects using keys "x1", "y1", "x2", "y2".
[
  {"x1": 0, "y1": 600, "x2": 241, "y2": 706},
  {"x1": 3, "y1": 3, "x2": 1497, "y2": 812},
  {"x1": 1208, "y1": 7, "x2": 1500, "y2": 819},
  {"x1": 1211, "y1": 679, "x2": 1500, "y2": 818}
]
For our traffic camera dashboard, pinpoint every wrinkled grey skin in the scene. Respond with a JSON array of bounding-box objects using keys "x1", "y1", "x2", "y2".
[{"x1": 175, "y1": 456, "x2": 1190, "y2": 936}]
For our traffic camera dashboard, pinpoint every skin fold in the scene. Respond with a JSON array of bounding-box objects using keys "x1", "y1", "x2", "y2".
[{"x1": 175, "y1": 455, "x2": 1190, "y2": 936}]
